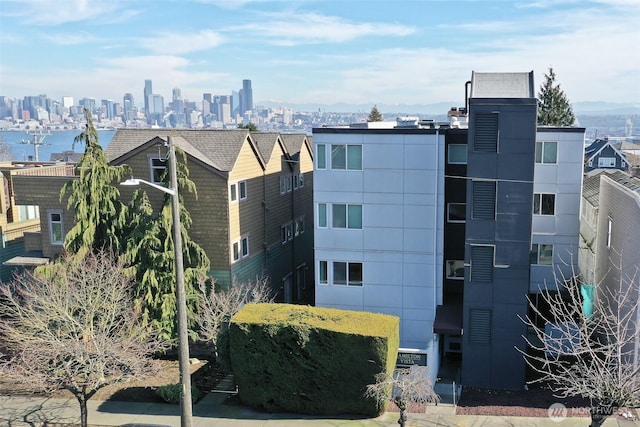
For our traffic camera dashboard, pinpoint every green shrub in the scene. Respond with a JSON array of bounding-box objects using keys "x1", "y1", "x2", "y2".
[
  {"x1": 155, "y1": 383, "x2": 201, "y2": 403},
  {"x1": 229, "y1": 303, "x2": 399, "y2": 416}
]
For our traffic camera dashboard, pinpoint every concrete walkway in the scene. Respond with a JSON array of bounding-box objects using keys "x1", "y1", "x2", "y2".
[{"x1": 1, "y1": 392, "x2": 637, "y2": 427}]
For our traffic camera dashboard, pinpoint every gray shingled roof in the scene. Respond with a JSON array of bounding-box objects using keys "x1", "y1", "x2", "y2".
[
  {"x1": 106, "y1": 129, "x2": 260, "y2": 172},
  {"x1": 280, "y1": 133, "x2": 307, "y2": 155},
  {"x1": 251, "y1": 132, "x2": 281, "y2": 163},
  {"x1": 582, "y1": 173, "x2": 602, "y2": 206},
  {"x1": 470, "y1": 71, "x2": 535, "y2": 98}
]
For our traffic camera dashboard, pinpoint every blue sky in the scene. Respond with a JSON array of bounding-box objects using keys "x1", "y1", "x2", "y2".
[{"x1": 1, "y1": 0, "x2": 639, "y2": 110}]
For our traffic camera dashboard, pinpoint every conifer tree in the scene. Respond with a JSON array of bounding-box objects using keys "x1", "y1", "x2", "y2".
[
  {"x1": 61, "y1": 109, "x2": 129, "y2": 257},
  {"x1": 367, "y1": 105, "x2": 383, "y2": 122},
  {"x1": 537, "y1": 67, "x2": 576, "y2": 126},
  {"x1": 123, "y1": 147, "x2": 210, "y2": 339}
]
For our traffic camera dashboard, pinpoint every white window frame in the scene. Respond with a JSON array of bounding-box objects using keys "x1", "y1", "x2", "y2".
[
  {"x1": 318, "y1": 203, "x2": 327, "y2": 228},
  {"x1": 331, "y1": 203, "x2": 363, "y2": 229},
  {"x1": 448, "y1": 144, "x2": 468, "y2": 164},
  {"x1": 535, "y1": 141, "x2": 558, "y2": 164},
  {"x1": 607, "y1": 217, "x2": 612, "y2": 249},
  {"x1": 48, "y1": 210, "x2": 64, "y2": 245},
  {"x1": 239, "y1": 180, "x2": 247, "y2": 200},
  {"x1": 232, "y1": 236, "x2": 249, "y2": 262},
  {"x1": 598, "y1": 157, "x2": 616, "y2": 168},
  {"x1": 295, "y1": 216, "x2": 305, "y2": 236},
  {"x1": 149, "y1": 157, "x2": 167, "y2": 183},
  {"x1": 331, "y1": 144, "x2": 362, "y2": 170},
  {"x1": 318, "y1": 260, "x2": 328, "y2": 285},
  {"x1": 281, "y1": 222, "x2": 293, "y2": 243},
  {"x1": 332, "y1": 261, "x2": 363, "y2": 286},
  {"x1": 316, "y1": 144, "x2": 327, "y2": 169},
  {"x1": 298, "y1": 173, "x2": 304, "y2": 188},
  {"x1": 533, "y1": 193, "x2": 556, "y2": 216}
]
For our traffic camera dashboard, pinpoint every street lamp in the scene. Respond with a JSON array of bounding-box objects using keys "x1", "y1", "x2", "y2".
[{"x1": 120, "y1": 136, "x2": 193, "y2": 427}]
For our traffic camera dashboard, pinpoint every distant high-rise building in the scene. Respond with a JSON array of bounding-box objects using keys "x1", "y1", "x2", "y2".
[
  {"x1": 172, "y1": 87, "x2": 182, "y2": 101},
  {"x1": 62, "y1": 96, "x2": 74, "y2": 108},
  {"x1": 152, "y1": 94, "x2": 164, "y2": 117},
  {"x1": 144, "y1": 79, "x2": 152, "y2": 117},
  {"x1": 219, "y1": 95, "x2": 231, "y2": 124},
  {"x1": 79, "y1": 98, "x2": 96, "y2": 114},
  {"x1": 203, "y1": 93, "x2": 212, "y2": 116},
  {"x1": 239, "y1": 79, "x2": 253, "y2": 116},
  {"x1": 123, "y1": 93, "x2": 134, "y2": 123}
]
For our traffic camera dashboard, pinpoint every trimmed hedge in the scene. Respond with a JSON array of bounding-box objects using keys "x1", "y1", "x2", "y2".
[{"x1": 229, "y1": 303, "x2": 399, "y2": 416}]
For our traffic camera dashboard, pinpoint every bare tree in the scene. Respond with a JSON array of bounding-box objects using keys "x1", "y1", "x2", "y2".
[
  {"x1": 0, "y1": 251, "x2": 169, "y2": 427},
  {"x1": 520, "y1": 264, "x2": 640, "y2": 427},
  {"x1": 365, "y1": 365, "x2": 440, "y2": 427},
  {"x1": 196, "y1": 277, "x2": 273, "y2": 365}
]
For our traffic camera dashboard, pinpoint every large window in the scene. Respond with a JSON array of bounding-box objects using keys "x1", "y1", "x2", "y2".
[
  {"x1": 448, "y1": 144, "x2": 468, "y2": 164},
  {"x1": 49, "y1": 211, "x2": 64, "y2": 245},
  {"x1": 332, "y1": 204, "x2": 362, "y2": 229},
  {"x1": 331, "y1": 144, "x2": 362, "y2": 170},
  {"x1": 530, "y1": 243, "x2": 553, "y2": 265},
  {"x1": 533, "y1": 193, "x2": 555, "y2": 215},
  {"x1": 319, "y1": 261, "x2": 328, "y2": 284},
  {"x1": 150, "y1": 157, "x2": 167, "y2": 183},
  {"x1": 447, "y1": 203, "x2": 466, "y2": 223},
  {"x1": 535, "y1": 141, "x2": 557, "y2": 164},
  {"x1": 318, "y1": 203, "x2": 327, "y2": 228},
  {"x1": 598, "y1": 157, "x2": 616, "y2": 168},
  {"x1": 333, "y1": 262, "x2": 363, "y2": 286}
]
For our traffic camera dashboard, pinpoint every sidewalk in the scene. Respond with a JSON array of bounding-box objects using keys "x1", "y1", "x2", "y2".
[{"x1": 1, "y1": 392, "x2": 637, "y2": 427}]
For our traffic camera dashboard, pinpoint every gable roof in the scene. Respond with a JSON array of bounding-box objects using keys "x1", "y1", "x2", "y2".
[
  {"x1": 251, "y1": 132, "x2": 283, "y2": 163},
  {"x1": 105, "y1": 129, "x2": 265, "y2": 174},
  {"x1": 584, "y1": 138, "x2": 627, "y2": 163}
]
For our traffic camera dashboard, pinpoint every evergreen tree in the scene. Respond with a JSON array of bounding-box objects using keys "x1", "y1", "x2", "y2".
[
  {"x1": 367, "y1": 105, "x2": 383, "y2": 122},
  {"x1": 123, "y1": 147, "x2": 210, "y2": 339},
  {"x1": 537, "y1": 67, "x2": 576, "y2": 126},
  {"x1": 61, "y1": 109, "x2": 129, "y2": 257},
  {"x1": 238, "y1": 122, "x2": 258, "y2": 131}
]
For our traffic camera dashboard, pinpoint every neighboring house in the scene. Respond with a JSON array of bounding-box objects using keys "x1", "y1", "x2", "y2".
[
  {"x1": 106, "y1": 129, "x2": 314, "y2": 301},
  {"x1": 312, "y1": 71, "x2": 585, "y2": 390},
  {"x1": 579, "y1": 170, "x2": 640, "y2": 367},
  {"x1": 584, "y1": 138, "x2": 628, "y2": 172},
  {"x1": 2, "y1": 162, "x2": 76, "y2": 281},
  {"x1": 49, "y1": 151, "x2": 82, "y2": 163}
]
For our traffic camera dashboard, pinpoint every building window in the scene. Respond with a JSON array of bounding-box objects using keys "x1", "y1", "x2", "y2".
[
  {"x1": 150, "y1": 157, "x2": 167, "y2": 183},
  {"x1": 331, "y1": 144, "x2": 362, "y2": 170},
  {"x1": 49, "y1": 211, "x2": 64, "y2": 245},
  {"x1": 470, "y1": 245, "x2": 494, "y2": 283},
  {"x1": 333, "y1": 262, "x2": 363, "y2": 286},
  {"x1": 280, "y1": 176, "x2": 286, "y2": 194},
  {"x1": 446, "y1": 260, "x2": 464, "y2": 279},
  {"x1": 295, "y1": 216, "x2": 305, "y2": 236},
  {"x1": 231, "y1": 181, "x2": 247, "y2": 201},
  {"x1": 469, "y1": 309, "x2": 492, "y2": 344},
  {"x1": 232, "y1": 236, "x2": 249, "y2": 262},
  {"x1": 530, "y1": 243, "x2": 553, "y2": 265},
  {"x1": 607, "y1": 217, "x2": 612, "y2": 249},
  {"x1": 319, "y1": 260, "x2": 328, "y2": 285},
  {"x1": 598, "y1": 157, "x2": 616, "y2": 168},
  {"x1": 18, "y1": 205, "x2": 39, "y2": 221},
  {"x1": 318, "y1": 203, "x2": 327, "y2": 228},
  {"x1": 473, "y1": 112, "x2": 498, "y2": 152},
  {"x1": 447, "y1": 203, "x2": 466, "y2": 223},
  {"x1": 332, "y1": 204, "x2": 362, "y2": 229},
  {"x1": 299, "y1": 173, "x2": 304, "y2": 188},
  {"x1": 448, "y1": 144, "x2": 468, "y2": 164},
  {"x1": 535, "y1": 141, "x2": 557, "y2": 164},
  {"x1": 317, "y1": 144, "x2": 326, "y2": 169},
  {"x1": 281, "y1": 223, "x2": 293, "y2": 243},
  {"x1": 472, "y1": 181, "x2": 496, "y2": 219},
  {"x1": 533, "y1": 193, "x2": 555, "y2": 215}
]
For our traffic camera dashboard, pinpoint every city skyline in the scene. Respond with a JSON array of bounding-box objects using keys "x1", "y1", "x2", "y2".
[{"x1": 1, "y1": 0, "x2": 639, "y2": 108}]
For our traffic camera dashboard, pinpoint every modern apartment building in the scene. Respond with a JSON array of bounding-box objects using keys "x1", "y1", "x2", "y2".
[{"x1": 312, "y1": 71, "x2": 585, "y2": 389}]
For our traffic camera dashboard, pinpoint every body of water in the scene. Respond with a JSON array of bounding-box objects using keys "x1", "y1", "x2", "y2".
[{"x1": 0, "y1": 130, "x2": 116, "y2": 162}]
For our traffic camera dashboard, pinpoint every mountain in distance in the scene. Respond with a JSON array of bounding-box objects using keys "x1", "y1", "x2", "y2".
[{"x1": 257, "y1": 100, "x2": 640, "y2": 116}]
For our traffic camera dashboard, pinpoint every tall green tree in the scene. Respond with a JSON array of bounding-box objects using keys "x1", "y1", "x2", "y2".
[
  {"x1": 367, "y1": 105, "x2": 383, "y2": 122},
  {"x1": 537, "y1": 67, "x2": 576, "y2": 126},
  {"x1": 61, "y1": 109, "x2": 129, "y2": 257},
  {"x1": 123, "y1": 147, "x2": 210, "y2": 340}
]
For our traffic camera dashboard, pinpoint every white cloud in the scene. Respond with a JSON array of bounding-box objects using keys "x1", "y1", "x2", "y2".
[
  {"x1": 138, "y1": 30, "x2": 226, "y2": 55},
  {"x1": 234, "y1": 12, "x2": 415, "y2": 45},
  {"x1": 3, "y1": 0, "x2": 136, "y2": 26},
  {"x1": 39, "y1": 31, "x2": 99, "y2": 46}
]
